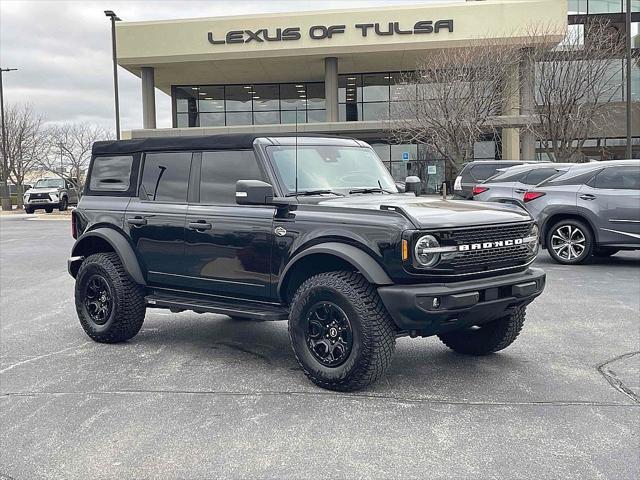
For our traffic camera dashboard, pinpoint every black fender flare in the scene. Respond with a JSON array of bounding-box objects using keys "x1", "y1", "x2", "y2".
[
  {"x1": 277, "y1": 242, "x2": 393, "y2": 300},
  {"x1": 71, "y1": 227, "x2": 146, "y2": 285}
]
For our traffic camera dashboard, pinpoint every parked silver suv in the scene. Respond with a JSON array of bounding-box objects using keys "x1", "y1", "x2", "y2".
[
  {"x1": 24, "y1": 178, "x2": 79, "y2": 214},
  {"x1": 472, "y1": 163, "x2": 572, "y2": 207},
  {"x1": 524, "y1": 160, "x2": 640, "y2": 265}
]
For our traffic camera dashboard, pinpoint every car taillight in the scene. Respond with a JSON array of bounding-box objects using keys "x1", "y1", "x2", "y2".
[
  {"x1": 472, "y1": 186, "x2": 489, "y2": 196},
  {"x1": 523, "y1": 191, "x2": 545, "y2": 203},
  {"x1": 71, "y1": 211, "x2": 78, "y2": 239}
]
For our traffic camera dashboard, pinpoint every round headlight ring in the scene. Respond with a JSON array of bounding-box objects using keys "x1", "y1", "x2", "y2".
[{"x1": 414, "y1": 234, "x2": 441, "y2": 268}]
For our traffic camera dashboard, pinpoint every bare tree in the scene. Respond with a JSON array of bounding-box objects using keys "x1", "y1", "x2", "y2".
[
  {"x1": 3, "y1": 104, "x2": 48, "y2": 209},
  {"x1": 41, "y1": 123, "x2": 112, "y2": 192},
  {"x1": 387, "y1": 40, "x2": 523, "y2": 182},
  {"x1": 522, "y1": 19, "x2": 627, "y2": 161}
]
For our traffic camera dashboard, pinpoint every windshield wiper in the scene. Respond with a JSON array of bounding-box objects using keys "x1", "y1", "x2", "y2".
[
  {"x1": 349, "y1": 187, "x2": 394, "y2": 195},
  {"x1": 285, "y1": 189, "x2": 344, "y2": 197}
]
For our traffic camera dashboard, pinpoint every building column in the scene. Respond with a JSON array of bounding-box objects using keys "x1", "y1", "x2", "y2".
[
  {"x1": 324, "y1": 57, "x2": 339, "y2": 123},
  {"x1": 502, "y1": 62, "x2": 520, "y2": 160},
  {"x1": 520, "y1": 52, "x2": 536, "y2": 160},
  {"x1": 141, "y1": 66, "x2": 156, "y2": 129}
]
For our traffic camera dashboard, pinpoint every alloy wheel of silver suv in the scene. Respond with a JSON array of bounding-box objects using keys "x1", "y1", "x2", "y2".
[{"x1": 546, "y1": 219, "x2": 593, "y2": 265}]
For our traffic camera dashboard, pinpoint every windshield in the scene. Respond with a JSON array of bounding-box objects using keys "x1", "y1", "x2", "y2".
[
  {"x1": 267, "y1": 145, "x2": 397, "y2": 195},
  {"x1": 35, "y1": 178, "x2": 64, "y2": 189}
]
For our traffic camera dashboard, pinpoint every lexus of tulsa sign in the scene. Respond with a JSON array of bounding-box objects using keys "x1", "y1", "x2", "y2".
[{"x1": 207, "y1": 20, "x2": 454, "y2": 45}]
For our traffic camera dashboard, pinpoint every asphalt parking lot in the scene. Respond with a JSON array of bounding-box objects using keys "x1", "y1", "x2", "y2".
[{"x1": 1, "y1": 213, "x2": 638, "y2": 480}]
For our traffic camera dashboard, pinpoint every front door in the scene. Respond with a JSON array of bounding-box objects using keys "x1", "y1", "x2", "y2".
[
  {"x1": 183, "y1": 150, "x2": 275, "y2": 300},
  {"x1": 125, "y1": 151, "x2": 193, "y2": 286}
]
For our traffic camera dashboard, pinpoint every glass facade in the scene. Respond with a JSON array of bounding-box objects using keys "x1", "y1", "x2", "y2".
[
  {"x1": 174, "y1": 83, "x2": 325, "y2": 127},
  {"x1": 569, "y1": 0, "x2": 640, "y2": 13}
]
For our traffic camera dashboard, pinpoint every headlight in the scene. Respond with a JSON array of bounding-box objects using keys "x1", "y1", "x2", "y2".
[
  {"x1": 414, "y1": 234, "x2": 441, "y2": 267},
  {"x1": 526, "y1": 224, "x2": 539, "y2": 254}
]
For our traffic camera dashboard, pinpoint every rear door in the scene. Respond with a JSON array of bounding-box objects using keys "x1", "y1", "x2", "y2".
[
  {"x1": 183, "y1": 150, "x2": 275, "y2": 300},
  {"x1": 125, "y1": 151, "x2": 193, "y2": 287},
  {"x1": 579, "y1": 166, "x2": 640, "y2": 245}
]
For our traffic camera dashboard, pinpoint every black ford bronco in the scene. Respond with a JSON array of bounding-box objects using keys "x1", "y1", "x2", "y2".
[{"x1": 69, "y1": 134, "x2": 545, "y2": 391}]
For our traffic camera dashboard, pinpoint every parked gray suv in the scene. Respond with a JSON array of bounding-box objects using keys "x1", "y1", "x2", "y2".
[
  {"x1": 472, "y1": 163, "x2": 572, "y2": 207},
  {"x1": 524, "y1": 160, "x2": 640, "y2": 264},
  {"x1": 24, "y1": 178, "x2": 79, "y2": 214}
]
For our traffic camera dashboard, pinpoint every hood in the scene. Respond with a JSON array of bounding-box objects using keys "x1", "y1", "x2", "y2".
[
  {"x1": 315, "y1": 194, "x2": 531, "y2": 229},
  {"x1": 26, "y1": 187, "x2": 61, "y2": 195}
]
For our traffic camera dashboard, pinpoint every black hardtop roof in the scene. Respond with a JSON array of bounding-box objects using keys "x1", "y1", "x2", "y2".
[{"x1": 92, "y1": 133, "x2": 362, "y2": 156}]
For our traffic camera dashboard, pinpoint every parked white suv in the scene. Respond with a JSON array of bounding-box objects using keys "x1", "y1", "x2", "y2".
[{"x1": 24, "y1": 178, "x2": 79, "y2": 214}]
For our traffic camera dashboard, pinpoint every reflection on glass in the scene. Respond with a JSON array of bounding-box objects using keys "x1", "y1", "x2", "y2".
[
  {"x1": 307, "y1": 109, "x2": 326, "y2": 123},
  {"x1": 226, "y1": 111, "x2": 253, "y2": 126},
  {"x1": 225, "y1": 85, "x2": 252, "y2": 111},
  {"x1": 198, "y1": 86, "x2": 224, "y2": 112},
  {"x1": 306, "y1": 83, "x2": 326, "y2": 110},
  {"x1": 281, "y1": 83, "x2": 307, "y2": 111},
  {"x1": 253, "y1": 84, "x2": 279, "y2": 111},
  {"x1": 175, "y1": 87, "x2": 199, "y2": 113},
  {"x1": 363, "y1": 102, "x2": 389, "y2": 121},
  {"x1": 362, "y1": 73, "x2": 390, "y2": 102},
  {"x1": 200, "y1": 113, "x2": 225, "y2": 127},
  {"x1": 253, "y1": 111, "x2": 280, "y2": 125},
  {"x1": 281, "y1": 110, "x2": 307, "y2": 124}
]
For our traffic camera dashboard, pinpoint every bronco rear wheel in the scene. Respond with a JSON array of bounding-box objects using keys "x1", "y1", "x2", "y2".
[
  {"x1": 289, "y1": 271, "x2": 396, "y2": 391},
  {"x1": 75, "y1": 252, "x2": 146, "y2": 343},
  {"x1": 438, "y1": 306, "x2": 526, "y2": 355}
]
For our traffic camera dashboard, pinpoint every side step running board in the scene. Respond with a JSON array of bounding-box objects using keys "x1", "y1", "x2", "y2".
[{"x1": 145, "y1": 292, "x2": 289, "y2": 321}]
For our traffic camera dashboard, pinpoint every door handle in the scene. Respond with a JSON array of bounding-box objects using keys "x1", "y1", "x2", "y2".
[
  {"x1": 127, "y1": 216, "x2": 147, "y2": 226},
  {"x1": 515, "y1": 189, "x2": 527, "y2": 194},
  {"x1": 580, "y1": 194, "x2": 596, "y2": 201},
  {"x1": 188, "y1": 220, "x2": 212, "y2": 231}
]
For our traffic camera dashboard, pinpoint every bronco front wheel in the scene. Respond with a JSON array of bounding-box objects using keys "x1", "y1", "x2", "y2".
[
  {"x1": 75, "y1": 252, "x2": 146, "y2": 343},
  {"x1": 288, "y1": 271, "x2": 396, "y2": 391}
]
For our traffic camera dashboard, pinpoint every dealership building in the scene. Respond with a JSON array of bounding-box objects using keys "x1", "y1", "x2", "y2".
[{"x1": 116, "y1": 0, "x2": 639, "y2": 188}]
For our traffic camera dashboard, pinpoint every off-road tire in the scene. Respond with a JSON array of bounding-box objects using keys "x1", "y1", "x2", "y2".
[
  {"x1": 288, "y1": 271, "x2": 396, "y2": 391},
  {"x1": 59, "y1": 197, "x2": 68, "y2": 211},
  {"x1": 75, "y1": 252, "x2": 146, "y2": 343},
  {"x1": 44, "y1": 207, "x2": 53, "y2": 213},
  {"x1": 24, "y1": 206, "x2": 34, "y2": 214},
  {"x1": 545, "y1": 219, "x2": 593, "y2": 265},
  {"x1": 438, "y1": 306, "x2": 526, "y2": 355}
]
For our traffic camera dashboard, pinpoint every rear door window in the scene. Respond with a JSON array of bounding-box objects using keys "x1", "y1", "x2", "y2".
[
  {"x1": 199, "y1": 150, "x2": 265, "y2": 204},
  {"x1": 468, "y1": 164, "x2": 499, "y2": 181},
  {"x1": 140, "y1": 152, "x2": 192, "y2": 202},
  {"x1": 523, "y1": 168, "x2": 560, "y2": 186}
]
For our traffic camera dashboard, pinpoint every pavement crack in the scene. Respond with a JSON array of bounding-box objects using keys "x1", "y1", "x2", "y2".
[
  {"x1": 0, "y1": 342, "x2": 91, "y2": 375},
  {"x1": 0, "y1": 389, "x2": 637, "y2": 407},
  {"x1": 597, "y1": 351, "x2": 640, "y2": 404}
]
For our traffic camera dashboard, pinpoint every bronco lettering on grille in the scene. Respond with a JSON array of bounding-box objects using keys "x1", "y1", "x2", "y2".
[{"x1": 458, "y1": 238, "x2": 524, "y2": 251}]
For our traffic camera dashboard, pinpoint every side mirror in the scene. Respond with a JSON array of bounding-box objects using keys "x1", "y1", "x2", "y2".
[
  {"x1": 236, "y1": 180, "x2": 274, "y2": 205},
  {"x1": 395, "y1": 181, "x2": 406, "y2": 193},
  {"x1": 405, "y1": 176, "x2": 422, "y2": 196}
]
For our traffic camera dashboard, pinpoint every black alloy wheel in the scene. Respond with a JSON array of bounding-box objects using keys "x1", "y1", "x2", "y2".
[
  {"x1": 84, "y1": 274, "x2": 113, "y2": 325},
  {"x1": 305, "y1": 301, "x2": 353, "y2": 367}
]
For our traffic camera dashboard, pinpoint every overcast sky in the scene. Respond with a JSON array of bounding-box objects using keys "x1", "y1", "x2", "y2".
[{"x1": 0, "y1": 0, "x2": 457, "y2": 133}]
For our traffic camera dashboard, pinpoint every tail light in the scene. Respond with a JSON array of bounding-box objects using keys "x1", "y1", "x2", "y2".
[
  {"x1": 523, "y1": 191, "x2": 546, "y2": 203},
  {"x1": 472, "y1": 186, "x2": 489, "y2": 196},
  {"x1": 71, "y1": 211, "x2": 78, "y2": 239}
]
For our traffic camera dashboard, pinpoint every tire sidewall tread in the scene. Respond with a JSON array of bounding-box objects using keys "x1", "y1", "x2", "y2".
[{"x1": 288, "y1": 271, "x2": 396, "y2": 392}]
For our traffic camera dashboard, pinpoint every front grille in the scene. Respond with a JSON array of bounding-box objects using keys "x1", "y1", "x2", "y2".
[
  {"x1": 30, "y1": 192, "x2": 50, "y2": 200},
  {"x1": 436, "y1": 222, "x2": 535, "y2": 275}
]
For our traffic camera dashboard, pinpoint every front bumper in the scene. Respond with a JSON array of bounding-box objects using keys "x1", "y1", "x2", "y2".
[
  {"x1": 25, "y1": 198, "x2": 59, "y2": 206},
  {"x1": 378, "y1": 267, "x2": 546, "y2": 335}
]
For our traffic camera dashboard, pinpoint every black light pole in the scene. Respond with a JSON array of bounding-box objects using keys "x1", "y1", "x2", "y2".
[
  {"x1": 0, "y1": 67, "x2": 18, "y2": 211},
  {"x1": 625, "y1": 0, "x2": 632, "y2": 159},
  {"x1": 105, "y1": 10, "x2": 121, "y2": 140}
]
